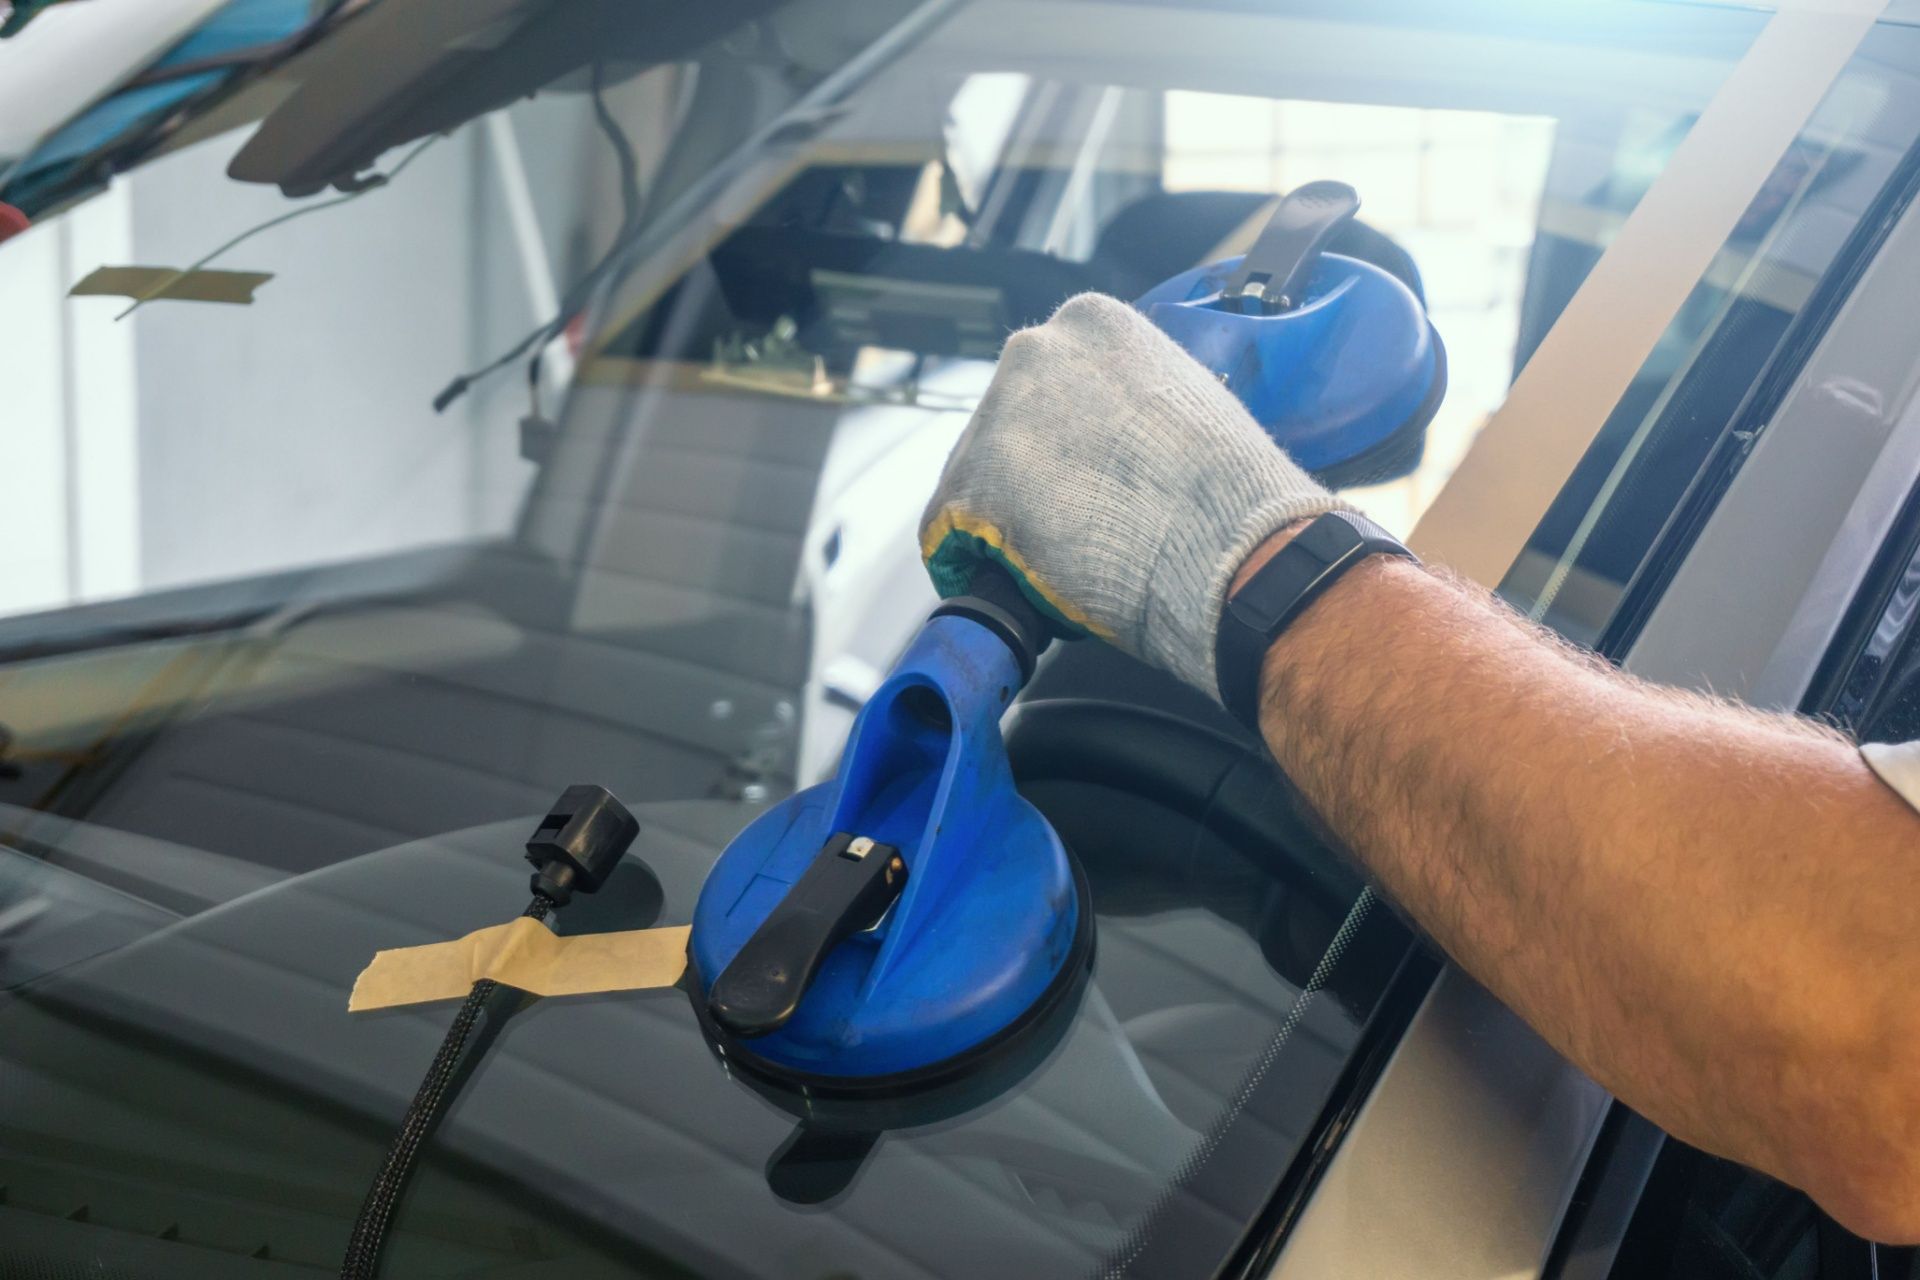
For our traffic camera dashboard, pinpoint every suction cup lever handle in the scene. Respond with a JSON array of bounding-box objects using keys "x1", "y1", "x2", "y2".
[
  {"x1": 1220, "y1": 180, "x2": 1360, "y2": 315},
  {"x1": 707, "y1": 833, "x2": 906, "y2": 1038}
]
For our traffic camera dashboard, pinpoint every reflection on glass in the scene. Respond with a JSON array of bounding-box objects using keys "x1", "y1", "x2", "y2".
[{"x1": 1503, "y1": 24, "x2": 1920, "y2": 644}]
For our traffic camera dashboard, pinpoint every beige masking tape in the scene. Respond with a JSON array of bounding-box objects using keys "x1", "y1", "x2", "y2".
[
  {"x1": 69, "y1": 265, "x2": 273, "y2": 306},
  {"x1": 1408, "y1": 0, "x2": 1887, "y2": 586},
  {"x1": 349, "y1": 917, "x2": 691, "y2": 1012}
]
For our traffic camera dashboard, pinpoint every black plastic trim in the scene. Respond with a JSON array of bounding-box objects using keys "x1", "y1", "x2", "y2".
[{"x1": 1541, "y1": 1105, "x2": 1667, "y2": 1280}]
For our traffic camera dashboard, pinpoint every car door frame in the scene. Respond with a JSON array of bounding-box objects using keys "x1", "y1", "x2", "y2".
[{"x1": 1260, "y1": 92, "x2": 1920, "y2": 1280}]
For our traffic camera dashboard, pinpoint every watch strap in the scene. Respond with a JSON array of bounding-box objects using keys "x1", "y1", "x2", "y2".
[{"x1": 1214, "y1": 510, "x2": 1417, "y2": 735}]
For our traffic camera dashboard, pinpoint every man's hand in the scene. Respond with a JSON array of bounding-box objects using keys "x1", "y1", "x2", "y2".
[
  {"x1": 922, "y1": 290, "x2": 1920, "y2": 1242},
  {"x1": 920, "y1": 292, "x2": 1345, "y2": 695}
]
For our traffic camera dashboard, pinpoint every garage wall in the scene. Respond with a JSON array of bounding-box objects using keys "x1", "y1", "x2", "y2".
[
  {"x1": 0, "y1": 71, "x2": 677, "y2": 623},
  {"x1": 122, "y1": 124, "x2": 509, "y2": 594},
  {"x1": 0, "y1": 185, "x2": 140, "y2": 615}
]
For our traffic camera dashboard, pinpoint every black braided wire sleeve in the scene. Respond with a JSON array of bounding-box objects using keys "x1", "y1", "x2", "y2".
[{"x1": 339, "y1": 895, "x2": 552, "y2": 1279}]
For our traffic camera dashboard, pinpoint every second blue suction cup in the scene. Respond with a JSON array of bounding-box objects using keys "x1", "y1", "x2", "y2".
[{"x1": 1134, "y1": 180, "x2": 1447, "y2": 487}]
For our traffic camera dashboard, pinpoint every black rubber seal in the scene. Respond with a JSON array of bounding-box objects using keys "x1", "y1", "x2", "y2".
[
  {"x1": 932, "y1": 595, "x2": 1041, "y2": 685},
  {"x1": 932, "y1": 567, "x2": 1054, "y2": 686}
]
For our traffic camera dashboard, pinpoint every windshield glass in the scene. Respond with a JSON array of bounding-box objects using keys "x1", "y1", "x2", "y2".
[{"x1": 2, "y1": 1, "x2": 1913, "y2": 1275}]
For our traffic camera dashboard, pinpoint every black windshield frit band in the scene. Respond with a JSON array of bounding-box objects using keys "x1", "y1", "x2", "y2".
[{"x1": 1214, "y1": 510, "x2": 1418, "y2": 736}]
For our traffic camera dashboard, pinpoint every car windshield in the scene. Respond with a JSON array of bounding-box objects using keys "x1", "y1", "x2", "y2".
[{"x1": 2, "y1": 1, "x2": 1916, "y2": 1276}]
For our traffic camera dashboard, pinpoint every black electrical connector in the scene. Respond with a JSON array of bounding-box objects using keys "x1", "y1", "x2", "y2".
[
  {"x1": 339, "y1": 785, "x2": 639, "y2": 1280},
  {"x1": 525, "y1": 783, "x2": 640, "y2": 906}
]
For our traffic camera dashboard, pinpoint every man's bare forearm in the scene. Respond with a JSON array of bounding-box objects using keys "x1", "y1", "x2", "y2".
[{"x1": 1238, "y1": 525, "x2": 1920, "y2": 1240}]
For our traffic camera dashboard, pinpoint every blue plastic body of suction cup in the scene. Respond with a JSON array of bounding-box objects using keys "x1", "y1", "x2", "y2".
[
  {"x1": 1136, "y1": 251, "x2": 1443, "y2": 480},
  {"x1": 689, "y1": 613, "x2": 1087, "y2": 1089}
]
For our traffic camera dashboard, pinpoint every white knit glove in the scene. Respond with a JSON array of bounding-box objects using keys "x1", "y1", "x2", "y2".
[{"x1": 921, "y1": 293, "x2": 1349, "y2": 696}]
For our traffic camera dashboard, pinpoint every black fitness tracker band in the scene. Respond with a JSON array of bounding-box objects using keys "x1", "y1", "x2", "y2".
[{"x1": 1214, "y1": 510, "x2": 1418, "y2": 735}]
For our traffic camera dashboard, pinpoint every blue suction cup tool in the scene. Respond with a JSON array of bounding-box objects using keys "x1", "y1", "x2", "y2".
[
  {"x1": 1135, "y1": 179, "x2": 1448, "y2": 488},
  {"x1": 689, "y1": 568, "x2": 1092, "y2": 1095}
]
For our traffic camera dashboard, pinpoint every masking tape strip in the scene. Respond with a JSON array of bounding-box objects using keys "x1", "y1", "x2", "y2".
[
  {"x1": 348, "y1": 917, "x2": 691, "y2": 1012},
  {"x1": 69, "y1": 265, "x2": 273, "y2": 305},
  {"x1": 1407, "y1": 0, "x2": 1886, "y2": 586}
]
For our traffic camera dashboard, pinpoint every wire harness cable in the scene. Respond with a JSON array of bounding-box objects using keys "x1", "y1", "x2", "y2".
[{"x1": 338, "y1": 784, "x2": 639, "y2": 1279}]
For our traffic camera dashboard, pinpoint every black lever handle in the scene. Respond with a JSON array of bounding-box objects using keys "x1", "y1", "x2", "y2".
[
  {"x1": 1220, "y1": 180, "x2": 1360, "y2": 315},
  {"x1": 707, "y1": 832, "x2": 906, "y2": 1038}
]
